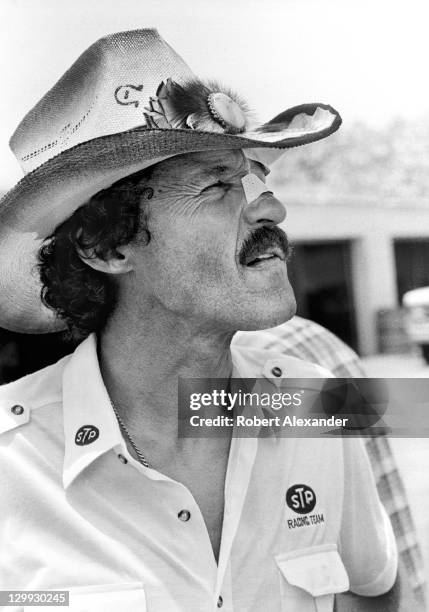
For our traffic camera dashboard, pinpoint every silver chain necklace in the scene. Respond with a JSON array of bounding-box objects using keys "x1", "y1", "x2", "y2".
[{"x1": 110, "y1": 401, "x2": 150, "y2": 468}]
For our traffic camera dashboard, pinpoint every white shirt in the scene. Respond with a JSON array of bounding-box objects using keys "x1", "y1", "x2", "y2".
[{"x1": 0, "y1": 334, "x2": 397, "y2": 612}]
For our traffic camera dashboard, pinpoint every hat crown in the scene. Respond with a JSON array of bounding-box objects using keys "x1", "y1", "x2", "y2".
[{"x1": 10, "y1": 29, "x2": 195, "y2": 174}]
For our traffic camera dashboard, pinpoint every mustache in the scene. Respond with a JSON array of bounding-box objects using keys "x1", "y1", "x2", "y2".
[{"x1": 238, "y1": 226, "x2": 293, "y2": 265}]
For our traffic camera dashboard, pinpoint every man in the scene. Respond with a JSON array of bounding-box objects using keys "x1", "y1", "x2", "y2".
[{"x1": 0, "y1": 30, "x2": 397, "y2": 611}]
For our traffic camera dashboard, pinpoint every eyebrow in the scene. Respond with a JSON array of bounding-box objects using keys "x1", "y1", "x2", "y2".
[
  {"x1": 210, "y1": 164, "x2": 230, "y2": 175},
  {"x1": 202, "y1": 158, "x2": 269, "y2": 180},
  {"x1": 202, "y1": 161, "x2": 246, "y2": 177}
]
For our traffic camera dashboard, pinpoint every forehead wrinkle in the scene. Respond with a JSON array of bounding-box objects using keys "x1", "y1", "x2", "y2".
[{"x1": 154, "y1": 150, "x2": 252, "y2": 188}]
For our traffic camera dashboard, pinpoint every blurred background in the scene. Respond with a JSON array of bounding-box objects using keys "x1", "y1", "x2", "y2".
[{"x1": 1, "y1": 0, "x2": 429, "y2": 587}]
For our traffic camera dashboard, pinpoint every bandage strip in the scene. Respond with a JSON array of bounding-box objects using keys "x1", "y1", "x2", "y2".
[{"x1": 241, "y1": 173, "x2": 272, "y2": 204}]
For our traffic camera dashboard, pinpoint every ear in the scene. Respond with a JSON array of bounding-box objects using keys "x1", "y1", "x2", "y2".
[{"x1": 76, "y1": 243, "x2": 133, "y2": 275}]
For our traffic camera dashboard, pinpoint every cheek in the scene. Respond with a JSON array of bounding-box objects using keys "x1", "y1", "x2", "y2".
[
  {"x1": 139, "y1": 195, "x2": 244, "y2": 303},
  {"x1": 158, "y1": 238, "x2": 237, "y2": 309},
  {"x1": 173, "y1": 237, "x2": 232, "y2": 285},
  {"x1": 155, "y1": 212, "x2": 237, "y2": 271}
]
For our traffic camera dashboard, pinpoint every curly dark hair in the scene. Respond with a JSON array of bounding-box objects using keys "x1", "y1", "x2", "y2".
[{"x1": 38, "y1": 167, "x2": 154, "y2": 341}]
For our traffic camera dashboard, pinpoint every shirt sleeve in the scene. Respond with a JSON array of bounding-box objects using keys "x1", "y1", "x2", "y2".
[{"x1": 339, "y1": 437, "x2": 398, "y2": 596}]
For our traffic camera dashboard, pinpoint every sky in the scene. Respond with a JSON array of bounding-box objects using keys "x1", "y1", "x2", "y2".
[{"x1": 1, "y1": 0, "x2": 429, "y2": 190}]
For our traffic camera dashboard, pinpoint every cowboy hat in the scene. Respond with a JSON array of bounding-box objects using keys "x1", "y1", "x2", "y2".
[{"x1": 0, "y1": 28, "x2": 341, "y2": 333}]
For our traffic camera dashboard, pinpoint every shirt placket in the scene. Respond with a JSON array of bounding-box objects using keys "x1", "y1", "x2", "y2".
[
  {"x1": 214, "y1": 431, "x2": 258, "y2": 611},
  {"x1": 114, "y1": 442, "x2": 218, "y2": 607}
]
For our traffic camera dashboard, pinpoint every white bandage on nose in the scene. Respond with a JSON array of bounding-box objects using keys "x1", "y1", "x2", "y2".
[{"x1": 241, "y1": 173, "x2": 271, "y2": 204}]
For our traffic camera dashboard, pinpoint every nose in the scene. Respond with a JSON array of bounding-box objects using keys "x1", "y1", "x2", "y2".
[{"x1": 242, "y1": 191, "x2": 287, "y2": 226}]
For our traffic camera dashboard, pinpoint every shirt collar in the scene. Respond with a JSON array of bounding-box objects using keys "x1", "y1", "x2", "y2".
[
  {"x1": 62, "y1": 333, "x2": 123, "y2": 489},
  {"x1": 61, "y1": 334, "x2": 289, "y2": 489}
]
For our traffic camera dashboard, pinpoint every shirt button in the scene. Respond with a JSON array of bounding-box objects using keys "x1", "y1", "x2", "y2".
[
  {"x1": 11, "y1": 404, "x2": 24, "y2": 415},
  {"x1": 178, "y1": 509, "x2": 191, "y2": 522},
  {"x1": 271, "y1": 366, "x2": 282, "y2": 377},
  {"x1": 118, "y1": 454, "x2": 128, "y2": 464},
  {"x1": 217, "y1": 595, "x2": 223, "y2": 608}
]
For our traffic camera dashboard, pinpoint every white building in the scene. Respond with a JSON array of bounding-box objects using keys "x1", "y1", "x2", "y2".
[{"x1": 282, "y1": 196, "x2": 429, "y2": 355}]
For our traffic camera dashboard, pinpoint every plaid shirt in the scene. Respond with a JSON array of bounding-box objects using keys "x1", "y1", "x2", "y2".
[{"x1": 234, "y1": 316, "x2": 426, "y2": 606}]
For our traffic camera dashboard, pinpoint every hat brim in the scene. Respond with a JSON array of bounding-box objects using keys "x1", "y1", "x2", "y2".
[{"x1": 0, "y1": 103, "x2": 341, "y2": 333}]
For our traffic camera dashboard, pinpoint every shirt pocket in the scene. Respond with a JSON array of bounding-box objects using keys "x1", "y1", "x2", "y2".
[
  {"x1": 275, "y1": 544, "x2": 349, "y2": 612},
  {"x1": 23, "y1": 582, "x2": 146, "y2": 612}
]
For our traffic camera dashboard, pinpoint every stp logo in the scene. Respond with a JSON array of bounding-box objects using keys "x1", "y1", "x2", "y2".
[
  {"x1": 75, "y1": 425, "x2": 100, "y2": 446},
  {"x1": 286, "y1": 484, "x2": 316, "y2": 514}
]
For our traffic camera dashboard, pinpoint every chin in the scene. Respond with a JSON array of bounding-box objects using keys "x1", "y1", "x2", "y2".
[{"x1": 234, "y1": 295, "x2": 297, "y2": 332}]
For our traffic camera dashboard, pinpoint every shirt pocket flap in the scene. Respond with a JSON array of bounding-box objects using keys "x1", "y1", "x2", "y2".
[
  {"x1": 275, "y1": 545, "x2": 350, "y2": 597},
  {"x1": 24, "y1": 582, "x2": 146, "y2": 612}
]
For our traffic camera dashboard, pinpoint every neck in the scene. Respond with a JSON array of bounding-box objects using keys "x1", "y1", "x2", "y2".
[{"x1": 98, "y1": 301, "x2": 234, "y2": 443}]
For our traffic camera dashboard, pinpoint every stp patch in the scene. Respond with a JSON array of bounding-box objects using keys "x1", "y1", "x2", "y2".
[
  {"x1": 75, "y1": 425, "x2": 100, "y2": 446},
  {"x1": 286, "y1": 484, "x2": 317, "y2": 514}
]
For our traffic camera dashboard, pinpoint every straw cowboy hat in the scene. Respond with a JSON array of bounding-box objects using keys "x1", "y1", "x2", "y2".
[{"x1": 0, "y1": 28, "x2": 341, "y2": 334}]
